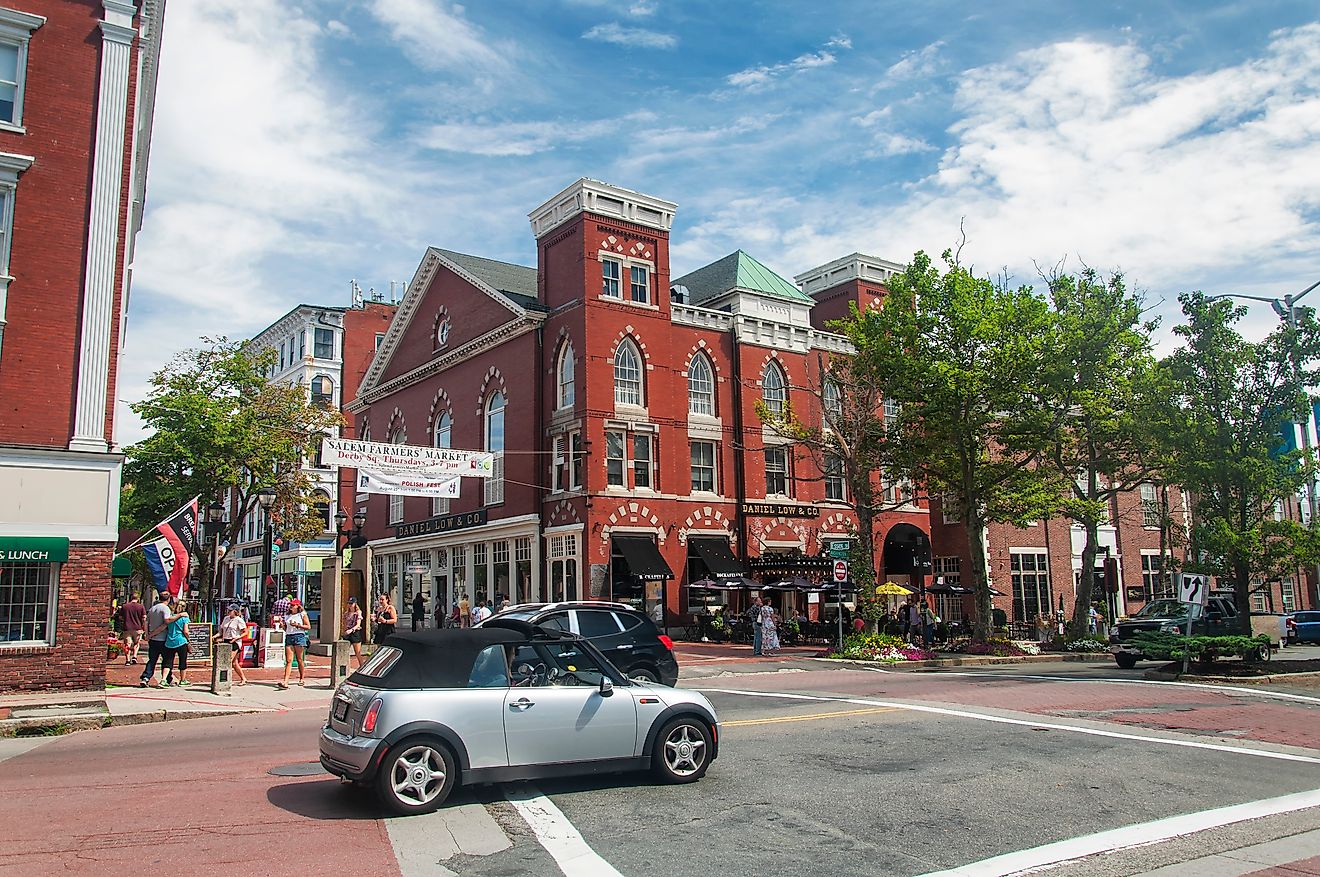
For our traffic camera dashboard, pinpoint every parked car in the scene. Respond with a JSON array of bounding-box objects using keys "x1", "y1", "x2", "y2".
[
  {"x1": 1286, "y1": 611, "x2": 1320, "y2": 644},
  {"x1": 319, "y1": 620, "x2": 719, "y2": 814},
  {"x1": 481, "y1": 601, "x2": 680, "y2": 686},
  {"x1": 1110, "y1": 596, "x2": 1240, "y2": 669}
]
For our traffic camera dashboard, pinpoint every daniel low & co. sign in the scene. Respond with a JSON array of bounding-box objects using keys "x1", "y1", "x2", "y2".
[{"x1": 0, "y1": 537, "x2": 70, "y2": 563}]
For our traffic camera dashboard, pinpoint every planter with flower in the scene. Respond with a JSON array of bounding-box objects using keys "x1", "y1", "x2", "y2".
[
  {"x1": 832, "y1": 632, "x2": 937, "y2": 663},
  {"x1": 943, "y1": 636, "x2": 1033, "y2": 657},
  {"x1": 106, "y1": 634, "x2": 124, "y2": 661}
]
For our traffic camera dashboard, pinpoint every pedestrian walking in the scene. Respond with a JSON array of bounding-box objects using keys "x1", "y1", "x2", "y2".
[
  {"x1": 918, "y1": 601, "x2": 936, "y2": 650},
  {"x1": 121, "y1": 591, "x2": 146, "y2": 665},
  {"x1": 342, "y1": 596, "x2": 365, "y2": 669},
  {"x1": 215, "y1": 604, "x2": 248, "y2": 685},
  {"x1": 762, "y1": 605, "x2": 781, "y2": 656},
  {"x1": 458, "y1": 593, "x2": 471, "y2": 628},
  {"x1": 471, "y1": 599, "x2": 492, "y2": 625},
  {"x1": 747, "y1": 594, "x2": 764, "y2": 655},
  {"x1": 278, "y1": 599, "x2": 310, "y2": 689},
  {"x1": 411, "y1": 592, "x2": 426, "y2": 632},
  {"x1": 139, "y1": 590, "x2": 172, "y2": 687},
  {"x1": 433, "y1": 595, "x2": 445, "y2": 630},
  {"x1": 373, "y1": 595, "x2": 397, "y2": 643},
  {"x1": 161, "y1": 597, "x2": 191, "y2": 686}
]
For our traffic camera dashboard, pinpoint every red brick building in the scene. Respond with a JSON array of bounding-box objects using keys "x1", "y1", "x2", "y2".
[
  {"x1": 0, "y1": 0, "x2": 165, "y2": 692},
  {"x1": 348, "y1": 180, "x2": 932, "y2": 627}
]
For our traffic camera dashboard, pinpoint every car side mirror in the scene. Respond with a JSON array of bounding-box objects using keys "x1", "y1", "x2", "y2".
[{"x1": 599, "y1": 677, "x2": 614, "y2": 698}]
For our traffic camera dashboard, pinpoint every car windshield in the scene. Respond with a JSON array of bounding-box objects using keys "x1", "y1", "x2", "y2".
[{"x1": 1133, "y1": 600, "x2": 1190, "y2": 619}]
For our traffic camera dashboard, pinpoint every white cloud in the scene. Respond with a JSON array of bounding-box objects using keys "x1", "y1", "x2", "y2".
[
  {"x1": 582, "y1": 23, "x2": 677, "y2": 50},
  {"x1": 726, "y1": 38, "x2": 849, "y2": 90},
  {"x1": 418, "y1": 112, "x2": 657, "y2": 156},
  {"x1": 867, "y1": 132, "x2": 936, "y2": 157},
  {"x1": 369, "y1": 0, "x2": 508, "y2": 74},
  {"x1": 325, "y1": 19, "x2": 350, "y2": 37},
  {"x1": 881, "y1": 40, "x2": 945, "y2": 85}
]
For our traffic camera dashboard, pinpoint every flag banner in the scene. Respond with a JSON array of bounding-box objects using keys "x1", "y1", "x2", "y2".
[
  {"x1": 357, "y1": 468, "x2": 463, "y2": 498},
  {"x1": 150, "y1": 498, "x2": 198, "y2": 596},
  {"x1": 322, "y1": 437, "x2": 493, "y2": 476},
  {"x1": 142, "y1": 537, "x2": 177, "y2": 595}
]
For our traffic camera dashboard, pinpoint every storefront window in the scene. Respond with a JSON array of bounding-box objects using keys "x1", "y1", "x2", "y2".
[
  {"x1": 474, "y1": 542, "x2": 488, "y2": 603},
  {"x1": 515, "y1": 537, "x2": 533, "y2": 603},
  {"x1": 450, "y1": 546, "x2": 466, "y2": 601},
  {"x1": 548, "y1": 533, "x2": 579, "y2": 602},
  {"x1": 0, "y1": 561, "x2": 57, "y2": 645},
  {"x1": 492, "y1": 540, "x2": 511, "y2": 604}
]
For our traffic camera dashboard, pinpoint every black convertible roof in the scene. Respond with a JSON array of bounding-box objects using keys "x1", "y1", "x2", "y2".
[{"x1": 348, "y1": 620, "x2": 571, "y2": 689}]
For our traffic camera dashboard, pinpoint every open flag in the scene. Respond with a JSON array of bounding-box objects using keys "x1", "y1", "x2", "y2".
[{"x1": 141, "y1": 498, "x2": 199, "y2": 596}]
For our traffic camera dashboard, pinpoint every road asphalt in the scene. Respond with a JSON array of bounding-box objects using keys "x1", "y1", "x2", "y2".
[{"x1": 1, "y1": 652, "x2": 1318, "y2": 876}]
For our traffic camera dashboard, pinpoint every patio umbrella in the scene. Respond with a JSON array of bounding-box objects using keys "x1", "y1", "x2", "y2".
[
  {"x1": 688, "y1": 578, "x2": 717, "y2": 590},
  {"x1": 874, "y1": 582, "x2": 913, "y2": 596}
]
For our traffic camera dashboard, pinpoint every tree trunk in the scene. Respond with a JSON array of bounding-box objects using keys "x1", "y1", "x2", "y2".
[
  {"x1": 1070, "y1": 520, "x2": 1100, "y2": 639},
  {"x1": 1232, "y1": 558, "x2": 1253, "y2": 635},
  {"x1": 856, "y1": 499, "x2": 877, "y2": 589},
  {"x1": 967, "y1": 514, "x2": 993, "y2": 641}
]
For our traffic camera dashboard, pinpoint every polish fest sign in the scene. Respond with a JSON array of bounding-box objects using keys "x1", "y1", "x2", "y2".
[
  {"x1": 323, "y1": 436, "x2": 491, "y2": 498},
  {"x1": 357, "y1": 468, "x2": 462, "y2": 499}
]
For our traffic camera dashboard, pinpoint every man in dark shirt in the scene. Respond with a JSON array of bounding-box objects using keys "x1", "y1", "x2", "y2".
[
  {"x1": 412, "y1": 592, "x2": 426, "y2": 631},
  {"x1": 121, "y1": 592, "x2": 146, "y2": 664}
]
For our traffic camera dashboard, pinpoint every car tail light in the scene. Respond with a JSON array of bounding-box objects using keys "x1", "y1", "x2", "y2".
[
  {"x1": 658, "y1": 635, "x2": 674, "y2": 651},
  {"x1": 362, "y1": 699, "x2": 382, "y2": 734}
]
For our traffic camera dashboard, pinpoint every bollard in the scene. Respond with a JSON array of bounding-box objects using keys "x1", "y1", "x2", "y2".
[
  {"x1": 211, "y1": 641, "x2": 233, "y2": 695},
  {"x1": 329, "y1": 640, "x2": 352, "y2": 689}
]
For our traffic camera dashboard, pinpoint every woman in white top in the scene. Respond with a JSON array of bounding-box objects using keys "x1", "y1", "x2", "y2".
[
  {"x1": 279, "y1": 599, "x2": 311, "y2": 689},
  {"x1": 214, "y1": 605, "x2": 248, "y2": 685}
]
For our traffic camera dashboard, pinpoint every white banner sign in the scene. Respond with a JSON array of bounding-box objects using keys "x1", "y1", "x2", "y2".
[
  {"x1": 357, "y1": 468, "x2": 462, "y2": 498},
  {"x1": 323, "y1": 437, "x2": 493, "y2": 477}
]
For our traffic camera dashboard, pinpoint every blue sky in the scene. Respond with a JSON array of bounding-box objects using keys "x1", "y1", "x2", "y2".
[{"x1": 119, "y1": 0, "x2": 1320, "y2": 442}]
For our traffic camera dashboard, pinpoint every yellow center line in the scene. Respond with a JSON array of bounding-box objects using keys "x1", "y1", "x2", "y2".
[{"x1": 722, "y1": 707, "x2": 900, "y2": 728}]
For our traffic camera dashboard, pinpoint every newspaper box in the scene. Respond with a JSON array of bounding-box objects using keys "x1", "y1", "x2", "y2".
[{"x1": 258, "y1": 628, "x2": 286, "y2": 668}]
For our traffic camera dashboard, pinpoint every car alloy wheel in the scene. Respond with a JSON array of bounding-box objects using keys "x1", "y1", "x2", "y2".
[
  {"x1": 378, "y1": 739, "x2": 455, "y2": 814},
  {"x1": 654, "y1": 718, "x2": 710, "y2": 783},
  {"x1": 629, "y1": 667, "x2": 659, "y2": 684}
]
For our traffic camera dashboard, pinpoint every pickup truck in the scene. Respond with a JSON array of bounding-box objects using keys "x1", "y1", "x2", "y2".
[{"x1": 1109, "y1": 596, "x2": 1240, "y2": 669}]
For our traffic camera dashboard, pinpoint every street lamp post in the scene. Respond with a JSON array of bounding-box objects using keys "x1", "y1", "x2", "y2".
[
  {"x1": 257, "y1": 487, "x2": 277, "y2": 620},
  {"x1": 203, "y1": 501, "x2": 227, "y2": 620},
  {"x1": 334, "y1": 508, "x2": 367, "y2": 554},
  {"x1": 1209, "y1": 279, "x2": 1320, "y2": 606}
]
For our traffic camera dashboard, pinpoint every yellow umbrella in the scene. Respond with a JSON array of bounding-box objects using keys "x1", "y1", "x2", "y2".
[{"x1": 875, "y1": 582, "x2": 913, "y2": 596}]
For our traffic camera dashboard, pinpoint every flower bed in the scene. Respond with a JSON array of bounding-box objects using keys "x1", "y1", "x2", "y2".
[
  {"x1": 831, "y1": 632, "x2": 937, "y2": 663},
  {"x1": 942, "y1": 636, "x2": 1032, "y2": 657}
]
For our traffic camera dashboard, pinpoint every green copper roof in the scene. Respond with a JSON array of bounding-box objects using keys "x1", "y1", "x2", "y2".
[{"x1": 672, "y1": 250, "x2": 814, "y2": 306}]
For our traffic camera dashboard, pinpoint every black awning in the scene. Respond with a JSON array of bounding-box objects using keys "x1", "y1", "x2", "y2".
[
  {"x1": 614, "y1": 535, "x2": 674, "y2": 581},
  {"x1": 688, "y1": 537, "x2": 746, "y2": 582}
]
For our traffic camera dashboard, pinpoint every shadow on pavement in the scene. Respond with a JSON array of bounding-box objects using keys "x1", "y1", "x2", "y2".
[{"x1": 267, "y1": 777, "x2": 389, "y2": 820}]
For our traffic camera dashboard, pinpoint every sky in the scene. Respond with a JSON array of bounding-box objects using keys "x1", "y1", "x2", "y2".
[{"x1": 119, "y1": 0, "x2": 1320, "y2": 444}]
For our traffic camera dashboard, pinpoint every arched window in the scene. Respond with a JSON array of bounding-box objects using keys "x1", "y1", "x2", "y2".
[
  {"x1": 433, "y1": 411, "x2": 452, "y2": 515},
  {"x1": 762, "y1": 361, "x2": 786, "y2": 415},
  {"x1": 688, "y1": 353, "x2": 714, "y2": 416},
  {"x1": 485, "y1": 392, "x2": 505, "y2": 505},
  {"x1": 823, "y1": 379, "x2": 842, "y2": 422},
  {"x1": 614, "y1": 341, "x2": 643, "y2": 407},
  {"x1": 557, "y1": 342, "x2": 575, "y2": 409},
  {"x1": 312, "y1": 490, "x2": 331, "y2": 531},
  {"x1": 311, "y1": 374, "x2": 334, "y2": 406}
]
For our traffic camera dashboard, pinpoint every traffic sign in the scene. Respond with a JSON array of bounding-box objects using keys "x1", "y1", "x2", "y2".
[
  {"x1": 827, "y1": 540, "x2": 850, "y2": 559},
  {"x1": 1177, "y1": 573, "x2": 1208, "y2": 605},
  {"x1": 832, "y1": 559, "x2": 848, "y2": 582}
]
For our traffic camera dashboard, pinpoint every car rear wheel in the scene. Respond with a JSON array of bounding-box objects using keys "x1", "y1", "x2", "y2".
[
  {"x1": 652, "y1": 717, "x2": 711, "y2": 784},
  {"x1": 376, "y1": 737, "x2": 456, "y2": 815},
  {"x1": 629, "y1": 667, "x2": 659, "y2": 684},
  {"x1": 1114, "y1": 652, "x2": 1138, "y2": 670}
]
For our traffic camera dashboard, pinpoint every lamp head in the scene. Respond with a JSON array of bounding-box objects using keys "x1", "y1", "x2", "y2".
[
  {"x1": 334, "y1": 509, "x2": 349, "y2": 528},
  {"x1": 256, "y1": 487, "x2": 277, "y2": 510},
  {"x1": 207, "y1": 501, "x2": 224, "y2": 523},
  {"x1": 352, "y1": 510, "x2": 366, "y2": 530}
]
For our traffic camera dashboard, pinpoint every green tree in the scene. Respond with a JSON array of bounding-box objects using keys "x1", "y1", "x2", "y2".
[
  {"x1": 1044, "y1": 267, "x2": 1168, "y2": 636},
  {"x1": 853, "y1": 249, "x2": 1064, "y2": 640},
  {"x1": 1162, "y1": 293, "x2": 1320, "y2": 629},
  {"x1": 122, "y1": 338, "x2": 345, "y2": 599}
]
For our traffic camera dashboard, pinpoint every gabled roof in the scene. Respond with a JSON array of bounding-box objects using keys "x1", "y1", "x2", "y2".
[
  {"x1": 673, "y1": 250, "x2": 814, "y2": 306},
  {"x1": 434, "y1": 248, "x2": 540, "y2": 308}
]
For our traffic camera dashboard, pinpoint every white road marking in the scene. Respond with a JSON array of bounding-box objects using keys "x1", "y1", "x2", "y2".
[
  {"x1": 505, "y1": 784, "x2": 624, "y2": 877},
  {"x1": 385, "y1": 800, "x2": 510, "y2": 877},
  {"x1": 910, "y1": 787, "x2": 1320, "y2": 877},
  {"x1": 696, "y1": 688, "x2": 1320, "y2": 765},
  {"x1": 855, "y1": 665, "x2": 1320, "y2": 706}
]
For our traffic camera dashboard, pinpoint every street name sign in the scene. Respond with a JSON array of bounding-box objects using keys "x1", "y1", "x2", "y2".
[{"x1": 827, "y1": 540, "x2": 850, "y2": 559}]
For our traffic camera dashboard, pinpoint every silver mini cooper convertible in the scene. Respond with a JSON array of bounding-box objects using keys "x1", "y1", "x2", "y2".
[{"x1": 319, "y1": 618, "x2": 720, "y2": 814}]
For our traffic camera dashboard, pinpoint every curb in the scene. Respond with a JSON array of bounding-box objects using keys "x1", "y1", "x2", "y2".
[
  {"x1": 108, "y1": 707, "x2": 265, "y2": 727},
  {"x1": 821, "y1": 652, "x2": 1112, "y2": 670},
  {"x1": 1143, "y1": 668, "x2": 1320, "y2": 684}
]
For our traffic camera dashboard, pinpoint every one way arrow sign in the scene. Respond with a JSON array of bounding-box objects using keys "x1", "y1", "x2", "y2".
[{"x1": 1178, "y1": 573, "x2": 1208, "y2": 606}]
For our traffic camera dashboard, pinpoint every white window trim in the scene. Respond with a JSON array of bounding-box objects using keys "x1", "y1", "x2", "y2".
[
  {"x1": 597, "y1": 252, "x2": 658, "y2": 309},
  {"x1": 484, "y1": 393, "x2": 506, "y2": 506},
  {"x1": 0, "y1": 560, "x2": 58, "y2": 648},
  {"x1": 0, "y1": 9, "x2": 44, "y2": 133},
  {"x1": 764, "y1": 445, "x2": 792, "y2": 498},
  {"x1": 613, "y1": 341, "x2": 645, "y2": 409},
  {"x1": 687, "y1": 353, "x2": 715, "y2": 417},
  {"x1": 0, "y1": 151, "x2": 32, "y2": 352},
  {"x1": 557, "y1": 341, "x2": 575, "y2": 410},
  {"x1": 690, "y1": 439, "x2": 718, "y2": 496}
]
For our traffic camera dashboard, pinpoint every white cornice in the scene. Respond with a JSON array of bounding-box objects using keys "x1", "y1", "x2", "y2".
[
  {"x1": 358, "y1": 247, "x2": 536, "y2": 397},
  {"x1": 0, "y1": 8, "x2": 44, "y2": 34},
  {"x1": 529, "y1": 178, "x2": 677, "y2": 239},
  {"x1": 795, "y1": 252, "x2": 904, "y2": 297}
]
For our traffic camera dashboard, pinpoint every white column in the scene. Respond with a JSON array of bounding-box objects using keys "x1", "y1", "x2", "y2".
[{"x1": 69, "y1": 2, "x2": 137, "y2": 453}]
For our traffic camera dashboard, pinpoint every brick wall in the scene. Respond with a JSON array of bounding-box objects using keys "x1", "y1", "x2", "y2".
[{"x1": 0, "y1": 543, "x2": 112, "y2": 693}]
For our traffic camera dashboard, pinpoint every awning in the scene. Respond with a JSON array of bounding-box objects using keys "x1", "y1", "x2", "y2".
[
  {"x1": 688, "y1": 537, "x2": 745, "y2": 582},
  {"x1": 111, "y1": 556, "x2": 133, "y2": 578},
  {"x1": 614, "y1": 536, "x2": 673, "y2": 581}
]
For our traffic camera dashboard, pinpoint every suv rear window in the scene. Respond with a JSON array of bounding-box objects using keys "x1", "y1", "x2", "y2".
[
  {"x1": 576, "y1": 610, "x2": 623, "y2": 638},
  {"x1": 356, "y1": 646, "x2": 402, "y2": 678},
  {"x1": 538, "y1": 612, "x2": 571, "y2": 632},
  {"x1": 617, "y1": 613, "x2": 644, "y2": 631}
]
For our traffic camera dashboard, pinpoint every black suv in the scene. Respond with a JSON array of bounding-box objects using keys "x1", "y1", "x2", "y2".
[
  {"x1": 481, "y1": 601, "x2": 679, "y2": 686},
  {"x1": 1110, "y1": 596, "x2": 1240, "y2": 669}
]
